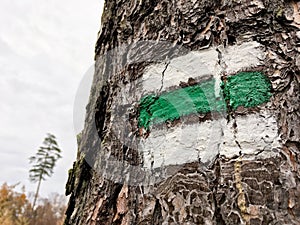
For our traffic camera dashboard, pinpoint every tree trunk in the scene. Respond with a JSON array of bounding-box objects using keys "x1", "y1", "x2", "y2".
[
  {"x1": 32, "y1": 173, "x2": 42, "y2": 211},
  {"x1": 65, "y1": 0, "x2": 300, "y2": 224}
]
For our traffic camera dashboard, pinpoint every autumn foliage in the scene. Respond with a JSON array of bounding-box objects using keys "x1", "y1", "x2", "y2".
[{"x1": 0, "y1": 183, "x2": 66, "y2": 225}]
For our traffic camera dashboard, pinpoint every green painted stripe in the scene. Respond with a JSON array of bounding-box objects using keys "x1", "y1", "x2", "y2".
[
  {"x1": 138, "y1": 72, "x2": 272, "y2": 129},
  {"x1": 223, "y1": 72, "x2": 272, "y2": 110},
  {"x1": 139, "y1": 79, "x2": 226, "y2": 129}
]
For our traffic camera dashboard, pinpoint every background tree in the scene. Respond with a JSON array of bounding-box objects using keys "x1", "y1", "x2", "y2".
[
  {"x1": 0, "y1": 183, "x2": 31, "y2": 225},
  {"x1": 0, "y1": 183, "x2": 66, "y2": 225},
  {"x1": 33, "y1": 194, "x2": 67, "y2": 225},
  {"x1": 29, "y1": 133, "x2": 62, "y2": 211},
  {"x1": 65, "y1": 0, "x2": 300, "y2": 224}
]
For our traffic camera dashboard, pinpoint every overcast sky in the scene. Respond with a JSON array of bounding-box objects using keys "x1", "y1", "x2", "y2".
[{"x1": 0, "y1": 0, "x2": 104, "y2": 197}]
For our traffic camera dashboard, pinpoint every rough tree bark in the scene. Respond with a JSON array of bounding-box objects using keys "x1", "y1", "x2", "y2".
[{"x1": 65, "y1": 0, "x2": 300, "y2": 224}]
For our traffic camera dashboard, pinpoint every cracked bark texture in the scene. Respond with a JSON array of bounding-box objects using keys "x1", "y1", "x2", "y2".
[{"x1": 65, "y1": 0, "x2": 300, "y2": 224}]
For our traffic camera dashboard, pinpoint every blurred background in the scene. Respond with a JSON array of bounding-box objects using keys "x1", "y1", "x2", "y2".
[{"x1": 0, "y1": 0, "x2": 104, "y2": 223}]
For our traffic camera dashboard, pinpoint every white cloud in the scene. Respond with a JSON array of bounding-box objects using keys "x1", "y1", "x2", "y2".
[{"x1": 0, "y1": 0, "x2": 104, "y2": 197}]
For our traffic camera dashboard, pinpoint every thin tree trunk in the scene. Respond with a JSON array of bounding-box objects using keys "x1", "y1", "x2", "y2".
[
  {"x1": 32, "y1": 176, "x2": 42, "y2": 211},
  {"x1": 65, "y1": 0, "x2": 300, "y2": 224},
  {"x1": 32, "y1": 173, "x2": 42, "y2": 225}
]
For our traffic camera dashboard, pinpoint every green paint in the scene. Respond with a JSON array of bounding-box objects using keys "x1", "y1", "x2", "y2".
[
  {"x1": 223, "y1": 72, "x2": 272, "y2": 110},
  {"x1": 138, "y1": 79, "x2": 226, "y2": 129},
  {"x1": 138, "y1": 72, "x2": 272, "y2": 129}
]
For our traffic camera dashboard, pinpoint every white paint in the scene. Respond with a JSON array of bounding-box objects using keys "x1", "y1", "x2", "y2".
[
  {"x1": 109, "y1": 41, "x2": 278, "y2": 170},
  {"x1": 139, "y1": 112, "x2": 281, "y2": 169},
  {"x1": 140, "y1": 41, "x2": 265, "y2": 96},
  {"x1": 140, "y1": 49, "x2": 219, "y2": 95},
  {"x1": 222, "y1": 41, "x2": 265, "y2": 74},
  {"x1": 220, "y1": 111, "x2": 281, "y2": 158},
  {"x1": 139, "y1": 119, "x2": 224, "y2": 169}
]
